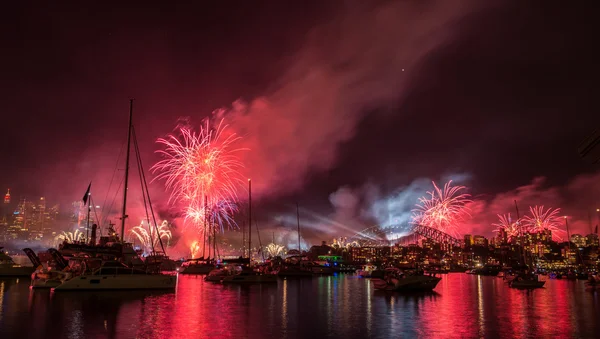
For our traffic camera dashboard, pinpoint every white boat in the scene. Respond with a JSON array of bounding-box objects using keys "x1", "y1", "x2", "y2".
[
  {"x1": 357, "y1": 264, "x2": 376, "y2": 277},
  {"x1": 53, "y1": 261, "x2": 176, "y2": 291},
  {"x1": 221, "y1": 268, "x2": 278, "y2": 284},
  {"x1": 0, "y1": 248, "x2": 35, "y2": 277}
]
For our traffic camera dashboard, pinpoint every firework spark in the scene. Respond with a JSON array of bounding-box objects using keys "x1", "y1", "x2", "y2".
[
  {"x1": 522, "y1": 205, "x2": 564, "y2": 240},
  {"x1": 412, "y1": 180, "x2": 471, "y2": 237},
  {"x1": 265, "y1": 243, "x2": 286, "y2": 258},
  {"x1": 332, "y1": 237, "x2": 360, "y2": 249},
  {"x1": 55, "y1": 230, "x2": 84, "y2": 244},
  {"x1": 129, "y1": 220, "x2": 172, "y2": 255},
  {"x1": 152, "y1": 117, "x2": 245, "y2": 234},
  {"x1": 190, "y1": 240, "x2": 202, "y2": 259},
  {"x1": 492, "y1": 213, "x2": 521, "y2": 242}
]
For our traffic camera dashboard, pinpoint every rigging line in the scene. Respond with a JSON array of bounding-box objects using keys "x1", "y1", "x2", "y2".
[
  {"x1": 100, "y1": 139, "x2": 126, "y2": 222},
  {"x1": 102, "y1": 175, "x2": 124, "y2": 227},
  {"x1": 132, "y1": 126, "x2": 154, "y2": 254},
  {"x1": 133, "y1": 126, "x2": 167, "y2": 255}
]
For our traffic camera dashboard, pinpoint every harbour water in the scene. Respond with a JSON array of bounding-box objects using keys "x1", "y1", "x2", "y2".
[{"x1": 1, "y1": 273, "x2": 598, "y2": 339}]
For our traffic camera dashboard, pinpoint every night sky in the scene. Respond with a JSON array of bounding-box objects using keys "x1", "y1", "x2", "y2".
[{"x1": 1, "y1": 1, "x2": 598, "y2": 243}]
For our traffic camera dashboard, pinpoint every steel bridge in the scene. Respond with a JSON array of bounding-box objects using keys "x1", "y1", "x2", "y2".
[
  {"x1": 407, "y1": 224, "x2": 462, "y2": 247},
  {"x1": 348, "y1": 224, "x2": 461, "y2": 247}
]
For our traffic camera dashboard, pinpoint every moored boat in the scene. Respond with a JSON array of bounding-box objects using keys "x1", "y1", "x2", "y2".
[
  {"x1": 0, "y1": 247, "x2": 35, "y2": 277},
  {"x1": 508, "y1": 273, "x2": 545, "y2": 289},
  {"x1": 179, "y1": 258, "x2": 215, "y2": 274},
  {"x1": 371, "y1": 268, "x2": 441, "y2": 292},
  {"x1": 53, "y1": 260, "x2": 176, "y2": 291},
  {"x1": 357, "y1": 264, "x2": 376, "y2": 277}
]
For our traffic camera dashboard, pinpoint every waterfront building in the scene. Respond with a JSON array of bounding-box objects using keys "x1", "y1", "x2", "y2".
[
  {"x1": 586, "y1": 233, "x2": 599, "y2": 247},
  {"x1": 571, "y1": 234, "x2": 586, "y2": 248},
  {"x1": 464, "y1": 234, "x2": 473, "y2": 247},
  {"x1": 473, "y1": 235, "x2": 488, "y2": 247}
]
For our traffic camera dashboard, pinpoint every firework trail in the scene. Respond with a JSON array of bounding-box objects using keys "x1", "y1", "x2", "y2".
[
  {"x1": 265, "y1": 243, "x2": 286, "y2": 258},
  {"x1": 412, "y1": 180, "x2": 471, "y2": 237},
  {"x1": 129, "y1": 220, "x2": 173, "y2": 255},
  {"x1": 492, "y1": 213, "x2": 521, "y2": 242},
  {"x1": 152, "y1": 117, "x2": 245, "y2": 235},
  {"x1": 522, "y1": 205, "x2": 565, "y2": 240},
  {"x1": 55, "y1": 230, "x2": 84, "y2": 244}
]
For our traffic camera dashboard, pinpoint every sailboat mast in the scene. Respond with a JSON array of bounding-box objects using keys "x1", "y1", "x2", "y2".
[
  {"x1": 120, "y1": 99, "x2": 133, "y2": 242},
  {"x1": 514, "y1": 200, "x2": 526, "y2": 266},
  {"x1": 248, "y1": 178, "x2": 252, "y2": 259},
  {"x1": 296, "y1": 202, "x2": 301, "y2": 252}
]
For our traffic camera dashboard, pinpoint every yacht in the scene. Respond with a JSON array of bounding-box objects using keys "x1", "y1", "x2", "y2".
[
  {"x1": 53, "y1": 260, "x2": 177, "y2": 291},
  {"x1": 0, "y1": 248, "x2": 35, "y2": 277}
]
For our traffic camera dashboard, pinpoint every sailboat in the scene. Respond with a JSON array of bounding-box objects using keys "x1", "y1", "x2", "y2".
[
  {"x1": 52, "y1": 100, "x2": 177, "y2": 291},
  {"x1": 221, "y1": 179, "x2": 277, "y2": 284}
]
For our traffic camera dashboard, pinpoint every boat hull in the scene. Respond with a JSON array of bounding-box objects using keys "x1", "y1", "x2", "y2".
[
  {"x1": 179, "y1": 265, "x2": 214, "y2": 275},
  {"x1": 53, "y1": 274, "x2": 177, "y2": 291},
  {"x1": 0, "y1": 266, "x2": 35, "y2": 277},
  {"x1": 371, "y1": 276, "x2": 441, "y2": 292},
  {"x1": 222, "y1": 274, "x2": 278, "y2": 284},
  {"x1": 509, "y1": 280, "x2": 545, "y2": 289}
]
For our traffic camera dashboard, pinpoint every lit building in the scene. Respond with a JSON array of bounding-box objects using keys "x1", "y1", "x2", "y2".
[
  {"x1": 587, "y1": 233, "x2": 599, "y2": 247},
  {"x1": 3, "y1": 189, "x2": 9, "y2": 204},
  {"x1": 473, "y1": 235, "x2": 488, "y2": 247},
  {"x1": 464, "y1": 234, "x2": 473, "y2": 247},
  {"x1": 570, "y1": 234, "x2": 586, "y2": 248}
]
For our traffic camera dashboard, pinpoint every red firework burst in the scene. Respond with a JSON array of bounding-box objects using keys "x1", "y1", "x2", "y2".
[
  {"x1": 152, "y1": 118, "x2": 246, "y2": 234},
  {"x1": 412, "y1": 180, "x2": 471, "y2": 237},
  {"x1": 522, "y1": 205, "x2": 565, "y2": 240},
  {"x1": 492, "y1": 213, "x2": 521, "y2": 242}
]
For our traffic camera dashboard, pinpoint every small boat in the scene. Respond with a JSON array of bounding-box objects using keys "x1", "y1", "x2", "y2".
[
  {"x1": 179, "y1": 258, "x2": 215, "y2": 274},
  {"x1": 222, "y1": 267, "x2": 277, "y2": 284},
  {"x1": 357, "y1": 264, "x2": 376, "y2": 277},
  {"x1": 204, "y1": 266, "x2": 237, "y2": 282},
  {"x1": 31, "y1": 269, "x2": 72, "y2": 289},
  {"x1": 145, "y1": 252, "x2": 177, "y2": 272},
  {"x1": 371, "y1": 268, "x2": 441, "y2": 292},
  {"x1": 509, "y1": 274, "x2": 545, "y2": 289},
  {"x1": 0, "y1": 248, "x2": 35, "y2": 277}
]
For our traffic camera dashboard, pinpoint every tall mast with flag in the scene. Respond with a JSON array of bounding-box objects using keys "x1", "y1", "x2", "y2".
[{"x1": 83, "y1": 182, "x2": 91, "y2": 241}]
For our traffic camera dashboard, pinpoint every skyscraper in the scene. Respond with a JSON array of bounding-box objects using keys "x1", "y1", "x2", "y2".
[{"x1": 3, "y1": 189, "x2": 9, "y2": 204}]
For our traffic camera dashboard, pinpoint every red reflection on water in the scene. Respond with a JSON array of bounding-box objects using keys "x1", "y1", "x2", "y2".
[{"x1": 1, "y1": 273, "x2": 599, "y2": 338}]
